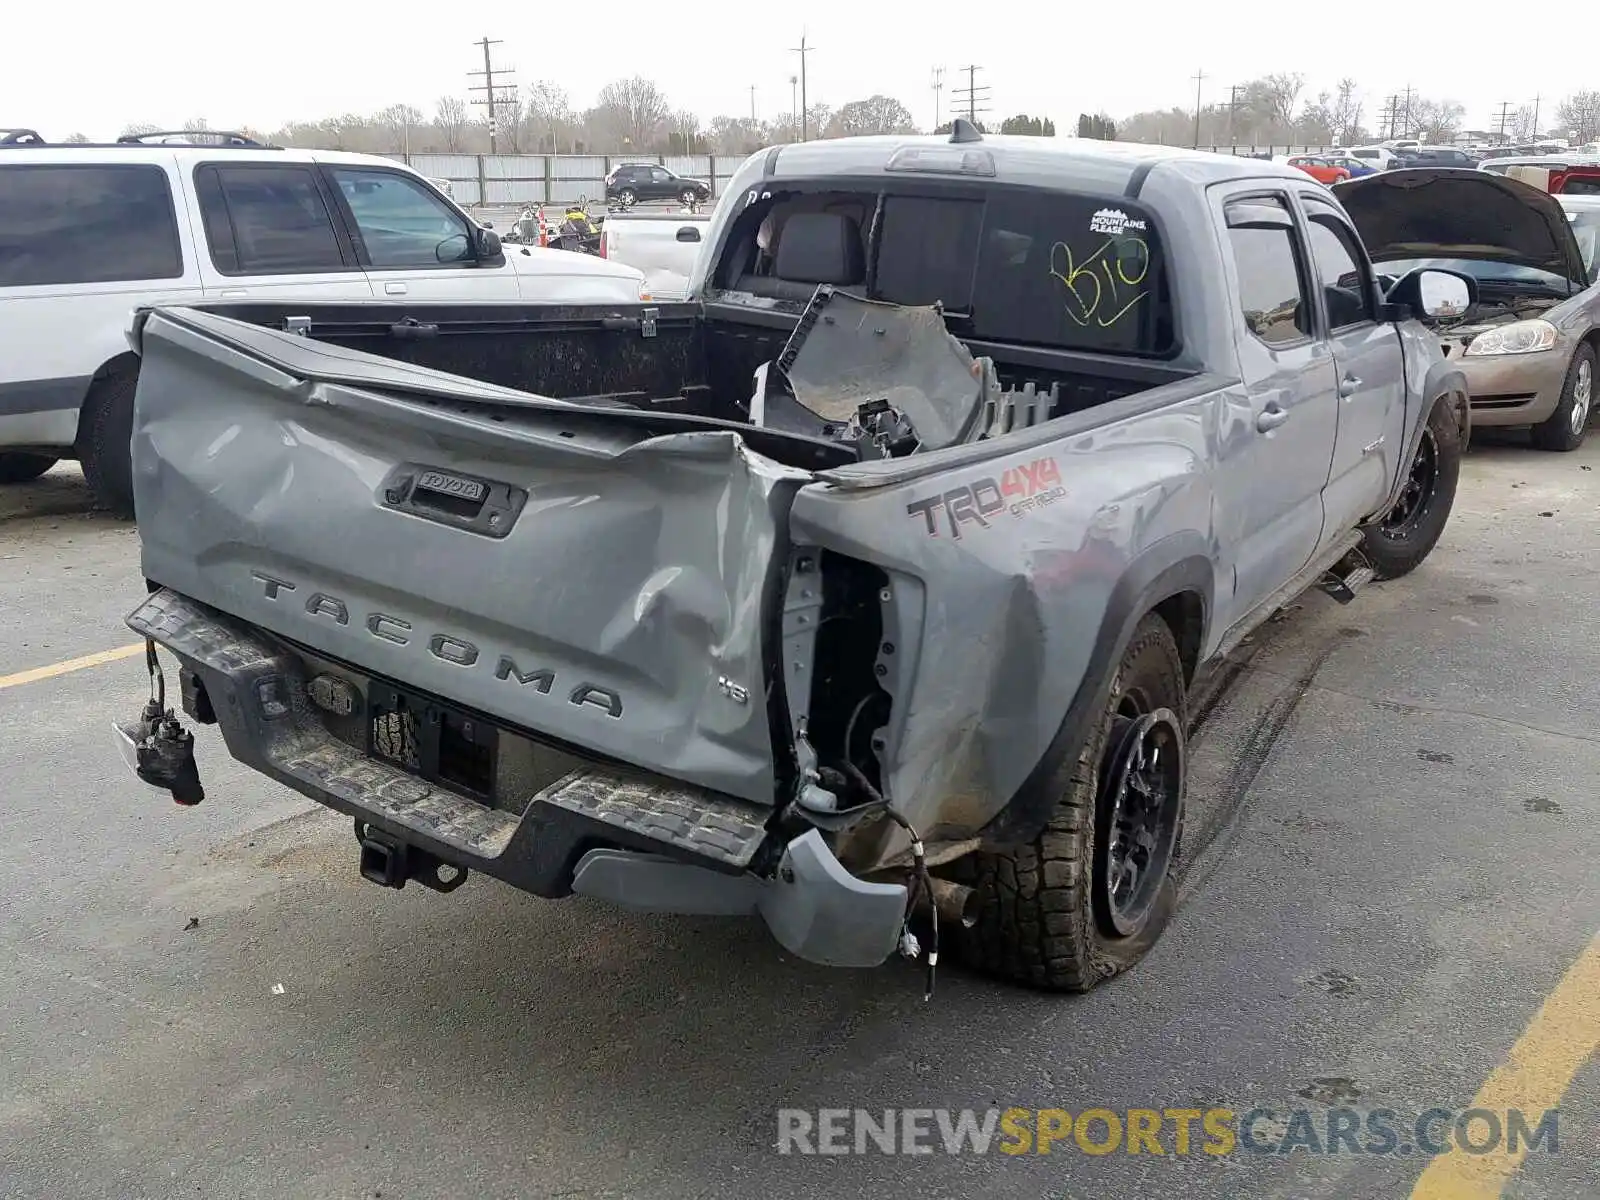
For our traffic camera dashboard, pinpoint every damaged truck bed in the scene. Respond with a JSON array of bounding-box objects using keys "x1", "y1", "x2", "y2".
[{"x1": 119, "y1": 130, "x2": 1471, "y2": 994}]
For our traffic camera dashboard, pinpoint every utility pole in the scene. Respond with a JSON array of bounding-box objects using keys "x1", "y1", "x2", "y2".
[
  {"x1": 789, "y1": 75, "x2": 798, "y2": 139},
  {"x1": 791, "y1": 32, "x2": 813, "y2": 141},
  {"x1": 951, "y1": 65, "x2": 990, "y2": 125},
  {"x1": 932, "y1": 66, "x2": 945, "y2": 132},
  {"x1": 1382, "y1": 94, "x2": 1398, "y2": 140},
  {"x1": 467, "y1": 37, "x2": 515, "y2": 154},
  {"x1": 1191, "y1": 68, "x2": 1205, "y2": 149},
  {"x1": 1401, "y1": 85, "x2": 1414, "y2": 138},
  {"x1": 1228, "y1": 83, "x2": 1243, "y2": 149},
  {"x1": 1531, "y1": 93, "x2": 1541, "y2": 138},
  {"x1": 1494, "y1": 100, "x2": 1514, "y2": 141},
  {"x1": 749, "y1": 85, "x2": 757, "y2": 123}
]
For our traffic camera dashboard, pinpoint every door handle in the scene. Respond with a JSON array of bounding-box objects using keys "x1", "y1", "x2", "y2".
[
  {"x1": 1256, "y1": 404, "x2": 1290, "y2": 432},
  {"x1": 1339, "y1": 373, "x2": 1362, "y2": 397},
  {"x1": 384, "y1": 282, "x2": 408, "y2": 295}
]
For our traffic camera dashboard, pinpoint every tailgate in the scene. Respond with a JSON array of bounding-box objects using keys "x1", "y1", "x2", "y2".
[{"x1": 131, "y1": 308, "x2": 813, "y2": 804}]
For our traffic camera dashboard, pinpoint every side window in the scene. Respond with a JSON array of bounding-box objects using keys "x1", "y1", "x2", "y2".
[
  {"x1": 650, "y1": 167, "x2": 670, "y2": 183},
  {"x1": 1301, "y1": 198, "x2": 1375, "y2": 329},
  {"x1": 0, "y1": 164, "x2": 182, "y2": 287},
  {"x1": 199, "y1": 165, "x2": 347, "y2": 275},
  {"x1": 328, "y1": 168, "x2": 471, "y2": 268},
  {"x1": 1224, "y1": 196, "x2": 1313, "y2": 346}
]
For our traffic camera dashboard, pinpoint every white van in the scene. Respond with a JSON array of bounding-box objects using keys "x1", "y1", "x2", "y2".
[{"x1": 0, "y1": 131, "x2": 650, "y2": 512}]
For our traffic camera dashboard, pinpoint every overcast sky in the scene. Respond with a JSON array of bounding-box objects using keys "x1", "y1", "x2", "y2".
[{"x1": 1, "y1": 2, "x2": 1576, "y2": 139}]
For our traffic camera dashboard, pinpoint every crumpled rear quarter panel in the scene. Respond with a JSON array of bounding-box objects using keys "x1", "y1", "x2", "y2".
[{"x1": 790, "y1": 407, "x2": 1215, "y2": 846}]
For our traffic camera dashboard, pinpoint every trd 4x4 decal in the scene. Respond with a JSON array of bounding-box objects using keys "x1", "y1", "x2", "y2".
[{"x1": 905, "y1": 456, "x2": 1066, "y2": 538}]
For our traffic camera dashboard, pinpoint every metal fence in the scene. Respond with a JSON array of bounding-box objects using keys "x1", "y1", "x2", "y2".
[
  {"x1": 386, "y1": 146, "x2": 1340, "y2": 209},
  {"x1": 386, "y1": 153, "x2": 740, "y2": 207}
]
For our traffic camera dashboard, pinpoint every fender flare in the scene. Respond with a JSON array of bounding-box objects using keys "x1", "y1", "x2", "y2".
[
  {"x1": 980, "y1": 537, "x2": 1213, "y2": 845},
  {"x1": 1374, "y1": 362, "x2": 1468, "y2": 520}
]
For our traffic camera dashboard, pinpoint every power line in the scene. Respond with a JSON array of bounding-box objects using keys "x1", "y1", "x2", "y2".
[
  {"x1": 467, "y1": 36, "x2": 517, "y2": 154},
  {"x1": 951, "y1": 64, "x2": 990, "y2": 124}
]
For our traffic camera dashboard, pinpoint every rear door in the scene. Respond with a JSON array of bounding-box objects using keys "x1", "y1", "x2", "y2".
[
  {"x1": 322, "y1": 165, "x2": 520, "y2": 301},
  {"x1": 188, "y1": 162, "x2": 374, "y2": 299},
  {"x1": 0, "y1": 157, "x2": 202, "y2": 449},
  {"x1": 1295, "y1": 190, "x2": 1404, "y2": 538},
  {"x1": 1213, "y1": 189, "x2": 1340, "y2": 628}
]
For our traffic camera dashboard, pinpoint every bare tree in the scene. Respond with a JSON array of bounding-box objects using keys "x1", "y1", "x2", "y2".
[
  {"x1": 434, "y1": 96, "x2": 468, "y2": 152},
  {"x1": 500, "y1": 98, "x2": 529, "y2": 153},
  {"x1": 376, "y1": 103, "x2": 423, "y2": 153},
  {"x1": 828, "y1": 95, "x2": 918, "y2": 137},
  {"x1": 1510, "y1": 104, "x2": 1538, "y2": 142},
  {"x1": 64, "y1": 132, "x2": 90, "y2": 143},
  {"x1": 119, "y1": 122, "x2": 159, "y2": 138},
  {"x1": 707, "y1": 115, "x2": 768, "y2": 155},
  {"x1": 182, "y1": 116, "x2": 210, "y2": 133},
  {"x1": 1411, "y1": 97, "x2": 1466, "y2": 143},
  {"x1": 1557, "y1": 90, "x2": 1600, "y2": 143},
  {"x1": 1330, "y1": 79, "x2": 1364, "y2": 144},
  {"x1": 1252, "y1": 73, "x2": 1305, "y2": 129},
  {"x1": 592, "y1": 76, "x2": 672, "y2": 150},
  {"x1": 526, "y1": 82, "x2": 573, "y2": 153},
  {"x1": 667, "y1": 109, "x2": 703, "y2": 154}
]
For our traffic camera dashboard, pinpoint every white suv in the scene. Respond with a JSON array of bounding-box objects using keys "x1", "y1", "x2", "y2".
[{"x1": 0, "y1": 130, "x2": 649, "y2": 513}]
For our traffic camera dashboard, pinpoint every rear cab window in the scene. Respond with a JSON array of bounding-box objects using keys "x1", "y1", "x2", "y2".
[
  {"x1": 0, "y1": 163, "x2": 183, "y2": 287},
  {"x1": 719, "y1": 184, "x2": 1175, "y2": 358}
]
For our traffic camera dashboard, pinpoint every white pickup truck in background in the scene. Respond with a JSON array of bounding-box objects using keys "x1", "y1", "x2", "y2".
[{"x1": 600, "y1": 211, "x2": 712, "y2": 301}]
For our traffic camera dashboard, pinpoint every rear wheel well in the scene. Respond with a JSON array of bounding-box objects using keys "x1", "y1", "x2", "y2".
[
  {"x1": 1151, "y1": 590, "x2": 1204, "y2": 685},
  {"x1": 74, "y1": 352, "x2": 140, "y2": 448}
]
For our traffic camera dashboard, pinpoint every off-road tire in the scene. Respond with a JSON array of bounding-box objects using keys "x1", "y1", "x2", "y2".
[
  {"x1": 0, "y1": 452, "x2": 58, "y2": 484},
  {"x1": 958, "y1": 614, "x2": 1187, "y2": 992},
  {"x1": 1361, "y1": 397, "x2": 1461, "y2": 579},
  {"x1": 1531, "y1": 343, "x2": 1595, "y2": 452},
  {"x1": 77, "y1": 364, "x2": 139, "y2": 518}
]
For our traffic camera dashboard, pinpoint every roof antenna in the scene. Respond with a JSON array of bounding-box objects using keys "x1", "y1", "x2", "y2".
[{"x1": 948, "y1": 118, "x2": 983, "y2": 144}]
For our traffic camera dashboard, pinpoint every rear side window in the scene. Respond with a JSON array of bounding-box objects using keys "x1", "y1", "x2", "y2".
[
  {"x1": 1225, "y1": 196, "x2": 1312, "y2": 346},
  {"x1": 0, "y1": 164, "x2": 182, "y2": 287},
  {"x1": 196, "y1": 164, "x2": 347, "y2": 275}
]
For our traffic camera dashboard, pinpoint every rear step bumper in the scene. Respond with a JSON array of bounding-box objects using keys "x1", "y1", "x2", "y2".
[{"x1": 125, "y1": 588, "x2": 907, "y2": 968}]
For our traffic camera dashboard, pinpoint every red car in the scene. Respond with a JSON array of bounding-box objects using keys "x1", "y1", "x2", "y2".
[{"x1": 1287, "y1": 155, "x2": 1352, "y2": 185}]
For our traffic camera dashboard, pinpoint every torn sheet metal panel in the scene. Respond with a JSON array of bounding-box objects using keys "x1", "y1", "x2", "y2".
[{"x1": 778, "y1": 289, "x2": 990, "y2": 451}]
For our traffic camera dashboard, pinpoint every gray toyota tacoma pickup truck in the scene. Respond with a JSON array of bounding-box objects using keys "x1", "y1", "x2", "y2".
[{"x1": 117, "y1": 126, "x2": 1473, "y2": 994}]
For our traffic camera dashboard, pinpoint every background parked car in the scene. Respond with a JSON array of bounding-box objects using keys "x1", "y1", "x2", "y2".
[
  {"x1": 604, "y1": 162, "x2": 711, "y2": 207},
  {"x1": 1394, "y1": 145, "x2": 1480, "y2": 168},
  {"x1": 1336, "y1": 169, "x2": 1600, "y2": 451},
  {"x1": 1287, "y1": 155, "x2": 1352, "y2": 184},
  {"x1": 1323, "y1": 152, "x2": 1378, "y2": 177},
  {"x1": 1346, "y1": 145, "x2": 1400, "y2": 170}
]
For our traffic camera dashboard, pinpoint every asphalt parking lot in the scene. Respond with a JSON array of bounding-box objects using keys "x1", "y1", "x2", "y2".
[{"x1": 2, "y1": 436, "x2": 1597, "y2": 1200}]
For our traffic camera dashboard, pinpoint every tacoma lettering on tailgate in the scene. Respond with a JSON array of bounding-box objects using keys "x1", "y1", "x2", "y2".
[
  {"x1": 905, "y1": 456, "x2": 1066, "y2": 538},
  {"x1": 249, "y1": 570, "x2": 624, "y2": 718}
]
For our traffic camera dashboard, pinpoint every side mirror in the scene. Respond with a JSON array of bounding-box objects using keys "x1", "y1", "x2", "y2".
[
  {"x1": 435, "y1": 233, "x2": 471, "y2": 263},
  {"x1": 1416, "y1": 269, "x2": 1472, "y2": 318},
  {"x1": 1382, "y1": 267, "x2": 1477, "y2": 322},
  {"x1": 475, "y1": 228, "x2": 502, "y2": 260}
]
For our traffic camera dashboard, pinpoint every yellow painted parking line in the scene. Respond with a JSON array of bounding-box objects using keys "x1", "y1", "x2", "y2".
[
  {"x1": 0, "y1": 642, "x2": 145, "y2": 691},
  {"x1": 1411, "y1": 932, "x2": 1600, "y2": 1199}
]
